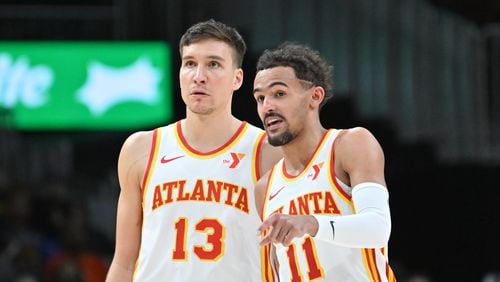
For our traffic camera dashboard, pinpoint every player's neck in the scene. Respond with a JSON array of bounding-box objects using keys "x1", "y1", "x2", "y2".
[
  {"x1": 181, "y1": 112, "x2": 243, "y2": 152},
  {"x1": 282, "y1": 126, "x2": 327, "y2": 176}
]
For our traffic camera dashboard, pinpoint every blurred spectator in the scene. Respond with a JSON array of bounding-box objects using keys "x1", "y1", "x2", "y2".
[
  {"x1": 43, "y1": 201, "x2": 109, "y2": 282},
  {"x1": 0, "y1": 178, "x2": 113, "y2": 282},
  {"x1": 0, "y1": 187, "x2": 43, "y2": 281}
]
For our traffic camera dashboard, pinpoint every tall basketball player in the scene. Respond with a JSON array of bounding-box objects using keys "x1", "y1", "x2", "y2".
[
  {"x1": 106, "y1": 19, "x2": 281, "y2": 281},
  {"x1": 253, "y1": 42, "x2": 396, "y2": 281}
]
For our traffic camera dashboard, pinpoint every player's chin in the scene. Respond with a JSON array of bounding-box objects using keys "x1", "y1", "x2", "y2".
[
  {"x1": 265, "y1": 125, "x2": 284, "y2": 136},
  {"x1": 188, "y1": 104, "x2": 214, "y2": 115},
  {"x1": 266, "y1": 134, "x2": 284, "y2": 147}
]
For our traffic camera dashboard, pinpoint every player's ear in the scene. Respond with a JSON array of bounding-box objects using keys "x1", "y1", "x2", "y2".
[
  {"x1": 310, "y1": 86, "x2": 325, "y2": 109},
  {"x1": 233, "y1": 68, "x2": 243, "y2": 91}
]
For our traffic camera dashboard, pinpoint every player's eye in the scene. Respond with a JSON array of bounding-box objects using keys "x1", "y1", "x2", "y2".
[
  {"x1": 275, "y1": 91, "x2": 285, "y2": 97},
  {"x1": 209, "y1": 61, "x2": 221, "y2": 68},
  {"x1": 183, "y1": 60, "x2": 196, "y2": 67},
  {"x1": 255, "y1": 95, "x2": 265, "y2": 104}
]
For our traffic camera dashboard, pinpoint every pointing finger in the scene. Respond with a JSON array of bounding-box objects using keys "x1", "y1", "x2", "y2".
[{"x1": 257, "y1": 213, "x2": 280, "y2": 235}]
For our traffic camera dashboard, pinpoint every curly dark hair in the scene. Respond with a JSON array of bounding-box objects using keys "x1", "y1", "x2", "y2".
[
  {"x1": 179, "y1": 19, "x2": 247, "y2": 68},
  {"x1": 256, "y1": 42, "x2": 334, "y2": 108}
]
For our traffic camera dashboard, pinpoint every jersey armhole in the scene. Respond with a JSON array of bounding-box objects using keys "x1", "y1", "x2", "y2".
[
  {"x1": 141, "y1": 128, "x2": 161, "y2": 200},
  {"x1": 260, "y1": 166, "x2": 276, "y2": 221},
  {"x1": 329, "y1": 129, "x2": 352, "y2": 200},
  {"x1": 253, "y1": 131, "x2": 266, "y2": 183}
]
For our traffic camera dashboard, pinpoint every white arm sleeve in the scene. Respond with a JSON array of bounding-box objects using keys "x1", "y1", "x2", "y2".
[{"x1": 312, "y1": 182, "x2": 392, "y2": 248}]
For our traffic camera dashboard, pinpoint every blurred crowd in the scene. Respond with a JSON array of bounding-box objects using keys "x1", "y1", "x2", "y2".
[{"x1": 0, "y1": 177, "x2": 114, "y2": 282}]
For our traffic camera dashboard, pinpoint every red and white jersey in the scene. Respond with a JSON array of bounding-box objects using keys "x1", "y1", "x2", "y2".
[
  {"x1": 134, "y1": 121, "x2": 267, "y2": 281},
  {"x1": 262, "y1": 129, "x2": 396, "y2": 282}
]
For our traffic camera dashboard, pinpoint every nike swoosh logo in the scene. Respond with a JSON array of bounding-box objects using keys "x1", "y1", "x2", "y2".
[
  {"x1": 329, "y1": 220, "x2": 335, "y2": 240},
  {"x1": 269, "y1": 186, "x2": 286, "y2": 201},
  {"x1": 160, "y1": 155, "x2": 185, "y2": 164}
]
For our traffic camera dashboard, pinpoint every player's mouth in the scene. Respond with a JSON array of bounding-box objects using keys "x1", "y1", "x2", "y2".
[
  {"x1": 264, "y1": 114, "x2": 285, "y2": 131},
  {"x1": 190, "y1": 88, "x2": 209, "y2": 96}
]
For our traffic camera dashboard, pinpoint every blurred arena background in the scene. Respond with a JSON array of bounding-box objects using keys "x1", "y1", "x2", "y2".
[{"x1": 0, "y1": 0, "x2": 499, "y2": 281}]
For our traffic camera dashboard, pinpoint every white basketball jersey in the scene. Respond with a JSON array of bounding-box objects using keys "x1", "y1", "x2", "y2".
[
  {"x1": 134, "y1": 121, "x2": 268, "y2": 281},
  {"x1": 262, "y1": 129, "x2": 396, "y2": 282}
]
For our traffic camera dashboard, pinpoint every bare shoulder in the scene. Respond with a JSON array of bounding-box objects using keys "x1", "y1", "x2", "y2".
[
  {"x1": 122, "y1": 130, "x2": 155, "y2": 152},
  {"x1": 335, "y1": 127, "x2": 386, "y2": 186},
  {"x1": 335, "y1": 127, "x2": 382, "y2": 154},
  {"x1": 337, "y1": 127, "x2": 377, "y2": 144},
  {"x1": 118, "y1": 130, "x2": 156, "y2": 190},
  {"x1": 121, "y1": 130, "x2": 159, "y2": 161},
  {"x1": 259, "y1": 138, "x2": 283, "y2": 176}
]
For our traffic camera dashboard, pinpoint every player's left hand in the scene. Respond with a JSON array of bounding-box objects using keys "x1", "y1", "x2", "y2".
[{"x1": 257, "y1": 214, "x2": 319, "y2": 246}]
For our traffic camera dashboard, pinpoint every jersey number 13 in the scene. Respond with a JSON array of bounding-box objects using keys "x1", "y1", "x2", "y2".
[{"x1": 172, "y1": 217, "x2": 224, "y2": 261}]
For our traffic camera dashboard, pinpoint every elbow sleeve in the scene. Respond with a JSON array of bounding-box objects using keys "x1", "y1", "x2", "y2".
[{"x1": 313, "y1": 182, "x2": 392, "y2": 248}]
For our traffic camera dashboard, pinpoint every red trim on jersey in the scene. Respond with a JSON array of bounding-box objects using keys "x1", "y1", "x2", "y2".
[
  {"x1": 281, "y1": 129, "x2": 330, "y2": 179},
  {"x1": 141, "y1": 129, "x2": 159, "y2": 199},
  {"x1": 363, "y1": 249, "x2": 375, "y2": 281},
  {"x1": 373, "y1": 248, "x2": 382, "y2": 281},
  {"x1": 364, "y1": 248, "x2": 382, "y2": 282},
  {"x1": 386, "y1": 261, "x2": 391, "y2": 281},
  {"x1": 262, "y1": 244, "x2": 275, "y2": 282},
  {"x1": 382, "y1": 247, "x2": 396, "y2": 282},
  {"x1": 329, "y1": 129, "x2": 352, "y2": 200},
  {"x1": 254, "y1": 132, "x2": 266, "y2": 181},
  {"x1": 176, "y1": 121, "x2": 247, "y2": 156},
  {"x1": 260, "y1": 167, "x2": 276, "y2": 221}
]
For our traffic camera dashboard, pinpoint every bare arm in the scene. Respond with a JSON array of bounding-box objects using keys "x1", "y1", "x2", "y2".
[{"x1": 106, "y1": 131, "x2": 153, "y2": 282}]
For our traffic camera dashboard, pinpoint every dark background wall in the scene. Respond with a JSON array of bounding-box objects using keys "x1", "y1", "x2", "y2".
[{"x1": 0, "y1": 0, "x2": 499, "y2": 281}]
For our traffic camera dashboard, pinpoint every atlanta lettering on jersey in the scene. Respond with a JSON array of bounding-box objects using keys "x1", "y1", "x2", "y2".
[
  {"x1": 270, "y1": 190, "x2": 341, "y2": 216},
  {"x1": 151, "y1": 179, "x2": 249, "y2": 213}
]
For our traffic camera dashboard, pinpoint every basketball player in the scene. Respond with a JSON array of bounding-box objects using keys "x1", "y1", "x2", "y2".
[
  {"x1": 106, "y1": 19, "x2": 281, "y2": 281},
  {"x1": 253, "y1": 42, "x2": 396, "y2": 281}
]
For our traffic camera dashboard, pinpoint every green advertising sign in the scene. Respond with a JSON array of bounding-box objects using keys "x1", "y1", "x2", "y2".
[{"x1": 0, "y1": 41, "x2": 173, "y2": 130}]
